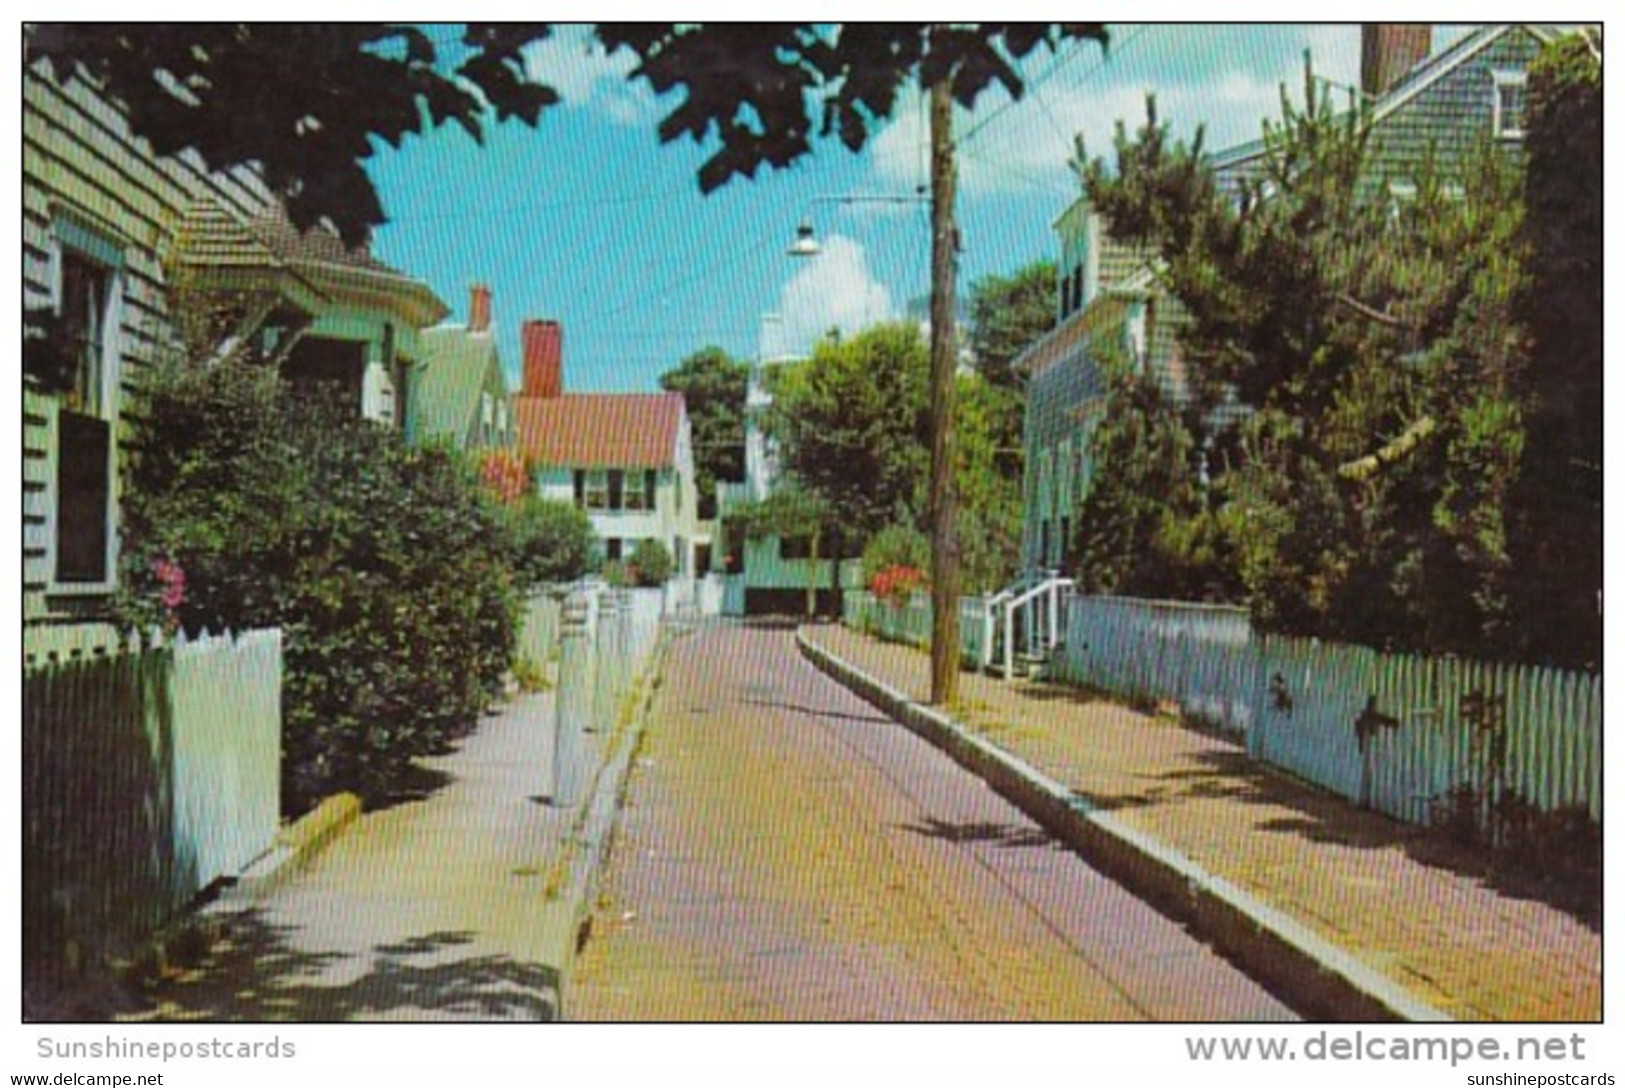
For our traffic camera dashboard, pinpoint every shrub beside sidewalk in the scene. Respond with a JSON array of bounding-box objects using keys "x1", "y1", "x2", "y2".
[{"x1": 118, "y1": 361, "x2": 523, "y2": 814}]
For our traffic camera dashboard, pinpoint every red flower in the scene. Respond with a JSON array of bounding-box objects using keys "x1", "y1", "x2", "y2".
[
  {"x1": 478, "y1": 450, "x2": 529, "y2": 505},
  {"x1": 870, "y1": 564, "x2": 926, "y2": 605}
]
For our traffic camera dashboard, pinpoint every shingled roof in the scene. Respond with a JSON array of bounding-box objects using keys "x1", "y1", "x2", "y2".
[
  {"x1": 514, "y1": 393, "x2": 686, "y2": 470},
  {"x1": 168, "y1": 198, "x2": 446, "y2": 328}
]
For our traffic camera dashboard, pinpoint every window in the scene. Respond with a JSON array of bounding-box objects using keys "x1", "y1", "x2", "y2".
[
  {"x1": 605, "y1": 537, "x2": 623, "y2": 562},
  {"x1": 1493, "y1": 71, "x2": 1527, "y2": 140},
  {"x1": 59, "y1": 253, "x2": 109, "y2": 416},
  {"x1": 623, "y1": 468, "x2": 658, "y2": 512},
  {"x1": 393, "y1": 358, "x2": 411, "y2": 434},
  {"x1": 580, "y1": 470, "x2": 610, "y2": 510},
  {"x1": 608, "y1": 469, "x2": 625, "y2": 511},
  {"x1": 52, "y1": 231, "x2": 122, "y2": 589},
  {"x1": 723, "y1": 523, "x2": 746, "y2": 575}
]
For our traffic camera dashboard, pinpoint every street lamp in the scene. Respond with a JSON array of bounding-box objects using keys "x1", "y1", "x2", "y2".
[
  {"x1": 786, "y1": 191, "x2": 929, "y2": 258},
  {"x1": 788, "y1": 79, "x2": 962, "y2": 710}
]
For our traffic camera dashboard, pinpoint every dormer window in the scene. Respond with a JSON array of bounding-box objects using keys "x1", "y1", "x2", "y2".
[{"x1": 1492, "y1": 71, "x2": 1528, "y2": 140}]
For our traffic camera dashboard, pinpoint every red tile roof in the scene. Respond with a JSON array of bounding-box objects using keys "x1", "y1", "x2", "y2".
[{"x1": 514, "y1": 393, "x2": 685, "y2": 470}]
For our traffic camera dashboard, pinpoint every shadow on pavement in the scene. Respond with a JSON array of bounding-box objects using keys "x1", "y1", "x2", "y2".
[
  {"x1": 363, "y1": 764, "x2": 457, "y2": 813},
  {"x1": 900, "y1": 817, "x2": 1061, "y2": 851},
  {"x1": 741, "y1": 697, "x2": 893, "y2": 726},
  {"x1": 123, "y1": 912, "x2": 561, "y2": 1022},
  {"x1": 1087, "y1": 747, "x2": 1601, "y2": 933}
]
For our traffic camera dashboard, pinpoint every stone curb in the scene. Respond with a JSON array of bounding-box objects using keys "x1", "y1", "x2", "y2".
[
  {"x1": 547, "y1": 627, "x2": 676, "y2": 1021},
  {"x1": 213, "y1": 791, "x2": 364, "y2": 907},
  {"x1": 797, "y1": 628, "x2": 1451, "y2": 1024}
]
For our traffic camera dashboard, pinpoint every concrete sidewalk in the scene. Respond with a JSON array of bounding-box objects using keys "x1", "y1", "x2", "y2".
[
  {"x1": 802, "y1": 624, "x2": 1601, "y2": 1022},
  {"x1": 122, "y1": 659, "x2": 658, "y2": 1022}
]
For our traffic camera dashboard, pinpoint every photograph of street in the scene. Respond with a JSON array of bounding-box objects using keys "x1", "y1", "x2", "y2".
[{"x1": 19, "y1": 20, "x2": 1600, "y2": 1039}]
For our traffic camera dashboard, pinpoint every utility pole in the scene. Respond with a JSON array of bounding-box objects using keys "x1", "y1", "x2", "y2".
[{"x1": 927, "y1": 57, "x2": 960, "y2": 708}]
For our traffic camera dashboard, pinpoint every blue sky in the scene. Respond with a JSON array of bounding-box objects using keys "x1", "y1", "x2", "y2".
[{"x1": 365, "y1": 24, "x2": 1475, "y2": 393}]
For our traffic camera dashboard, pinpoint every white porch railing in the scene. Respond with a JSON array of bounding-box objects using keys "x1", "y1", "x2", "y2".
[{"x1": 981, "y1": 569, "x2": 1074, "y2": 678}]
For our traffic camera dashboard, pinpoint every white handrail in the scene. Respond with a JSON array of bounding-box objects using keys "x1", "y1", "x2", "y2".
[{"x1": 988, "y1": 572, "x2": 1073, "y2": 678}]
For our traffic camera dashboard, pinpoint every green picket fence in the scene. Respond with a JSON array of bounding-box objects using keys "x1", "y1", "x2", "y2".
[
  {"x1": 842, "y1": 591, "x2": 987, "y2": 667},
  {"x1": 23, "y1": 627, "x2": 282, "y2": 992}
]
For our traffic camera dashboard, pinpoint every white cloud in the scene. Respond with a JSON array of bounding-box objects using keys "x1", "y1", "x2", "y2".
[
  {"x1": 522, "y1": 25, "x2": 663, "y2": 126},
  {"x1": 773, "y1": 234, "x2": 896, "y2": 355},
  {"x1": 868, "y1": 26, "x2": 1366, "y2": 199}
]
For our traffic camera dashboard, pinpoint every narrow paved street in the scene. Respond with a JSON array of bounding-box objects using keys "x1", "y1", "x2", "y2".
[{"x1": 571, "y1": 623, "x2": 1297, "y2": 1021}]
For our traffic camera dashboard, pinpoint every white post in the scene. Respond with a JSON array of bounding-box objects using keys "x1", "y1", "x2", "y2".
[
  {"x1": 591, "y1": 590, "x2": 621, "y2": 734},
  {"x1": 616, "y1": 588, "x2": 638, "y2": 684},
  {"x1": 1004, "y1": 603, "x2": 1015, "y2": 680},
  {"x1": 552, "y1": 593, "x2": 591, "y2": 806}
]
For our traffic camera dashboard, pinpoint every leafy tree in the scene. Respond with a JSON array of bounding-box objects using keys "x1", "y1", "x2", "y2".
[
  {"x1": 967, "y1": 259, "x2": 1056, "y2": 392},
  {"x1": 767, "y1": 323, "x2": 931, "y2": 543},
  {"x1": 950, "y1": 371, "x2": 1026, "y2": 593},
  {"x1": 659, "y1": 346, "x2": 748, "y2": 519},
  {"x1": 1071, "y1": 362, "x2": 1239, "y2": 601},
  {"x1": 762, "y1": 322, "x2": 1022, "y2": 595},
  {"x1": 26, "y1": 24, "x2": 558, "y2": 246},
  {"x1": 1509, "y1": 31, "x2": 1602, "y2": 670},
  {"x1": 28, "y1": 23, "x2": 1105, "y2": 245},
  {"x1": 1078, "y1": 68, "x2": 1533, "y2": 654}
]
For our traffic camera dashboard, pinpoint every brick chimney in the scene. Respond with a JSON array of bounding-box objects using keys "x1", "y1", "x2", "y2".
[
  {"x1": 468, "y1": 283, "x2": 492, "y2": 333},
  {"x1": 1361, "y1": 25, "x2": 1431, "y2": 99},
  {"x1": 521, "y1": 319, "x2": 563, "y2": 398}
]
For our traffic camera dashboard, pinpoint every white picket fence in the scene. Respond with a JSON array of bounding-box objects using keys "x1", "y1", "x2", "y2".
[
  {"x1": 1057, "y1": 596, "x2": 1600, "y2": 829},
  {"x1": 843, "y1": 590, "x2": 1600, "y2": 834},
  {"x1": 517, "y1": 593, "x2": 564, "y2": 668},
  {"x1": 24, "y1": 626, "x2": 282, "y2": 985},
  {"x1": 1252, "y1": 634, "x2": 1602, "y2": 827},
  {"x1": 1055, "y1": 596, "x2": 1255, "y2": 736}
]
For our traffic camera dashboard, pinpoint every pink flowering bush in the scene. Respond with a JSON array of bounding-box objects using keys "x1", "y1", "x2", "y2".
[{"x1": 153, "y1": 557, "x2": 187, "y2": 629}]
